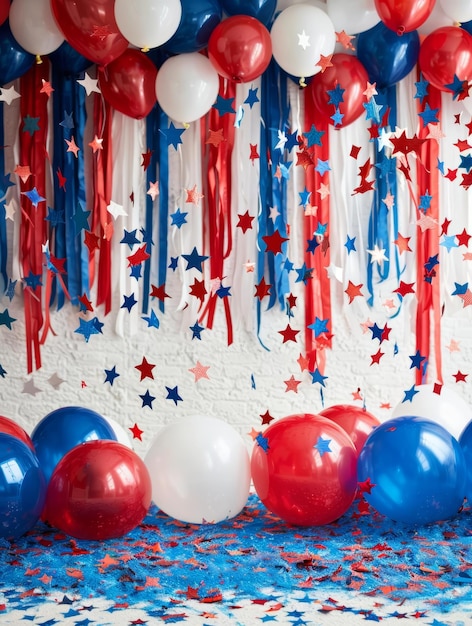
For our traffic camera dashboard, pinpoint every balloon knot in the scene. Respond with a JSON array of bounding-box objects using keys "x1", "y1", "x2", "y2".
[
  {"x1": 183, "y1": 122, "x2": 190, "y2": 129},
  {"x1": 299, "y1": 77, "x2": 307, "y2": 88},
  {"x1": 35, "y1": 55, "x2": 43, "y2": 65},
  {"x1": 141, "y1": 46, "x2": 150, "y2": 53},
  {"x1": 397, "y1": 26, "x2": 405, "y2": 36}
]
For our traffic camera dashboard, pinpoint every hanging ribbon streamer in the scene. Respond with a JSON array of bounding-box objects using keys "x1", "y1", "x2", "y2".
[
  {"x1": 200, "y1": 77, "x2": 236, "y2": 345},
  {"x1": 366, "y1": 85, "x2": 400, "y2": 305},
  {"x1": 303, "y1": 88, "x2": 332, "y2": 374},
  {"x1": 142, "y1": 103, "x2": 167, "y2": 315},
  {"x1": 256, "y1": 60, "x2": 291, "y2": 345},
  {"x1": 19, "y1": 60, "x2": 51, "y2": 372},
  {"x1": 50, "y1": 64, "x2": 88, "y2": 309},
  {"x1": 415, "y1": 79, "x2": 442, "y2": 385},
  {"x1": 0, "y1": 100, "x2": 7, "y2": 291},
  {"x1": 90, "y1": 93, "x2": 113, "y2": 314}
]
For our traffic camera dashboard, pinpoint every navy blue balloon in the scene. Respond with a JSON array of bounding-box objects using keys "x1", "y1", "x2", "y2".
[
  {"x1": 164, "y1": 0, "x2": 222, "y2": 54},
  {"x1": 462, "y1": 20, "x2": 472, "y2": 37},
  {"x1": 49, "y1": 40, "x2": 93, "y2": 77},
  {"x1": 358, "y1": 416, "x2": 466, "y2": 525},
  {"x1": 459, "y1": 420, "x2": 472, "y2": 505},
  {"x1": 356, "y1": 21, "x2": 420, "y2": 88},
  {"x1": 0, "y1": 21, "x2": 35, "y2": 86},
  {"x1": 31, "y1": 406, "x2": 117, "y2": 485},
  {"x1": 221, "y1": 0, "x2": 277, "y2": 26},
  {"x1": 0, "y1": 433, "x2": 46, "y2": 539}
]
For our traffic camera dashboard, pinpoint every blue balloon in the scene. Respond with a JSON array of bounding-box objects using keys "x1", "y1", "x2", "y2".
[
  {"x1": 0, "y1": 21, "x2": 35, "y2": 86},
  {"x1": 164, "y1": 0, "x2": 222, "y2": 54},
  {"x1": 221, "y1": 0, "x2": 277, "y2": 26},
  {"x1": 0, "y1": 433, "x2": 46, "y2": 539},
  {"x1": 358, "y1": 416, "x2": 466, "y2": 525},
  {"x1": 49, "y1": 41, "x2": 93, "y2": 77},
  {"x1": 31, "y1": 406, "x2": 117, "y2": 485},
  {"x1": 459, "y1": 420, "x2": 472, "y2": 505},
  {"x1": 356, "y1": 21, "x2": 420, "y2": 88}
]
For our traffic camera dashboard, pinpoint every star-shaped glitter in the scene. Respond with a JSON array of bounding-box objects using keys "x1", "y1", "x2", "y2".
[
  {"x1": 314, "y1": 436, "x2": 331, "y2": 456},
  {"x1": 142, "y1": 309, "x2": 160, "y2": 329},
  {"x1": 189, "y1": 361, "x2": 210, "y2": 382},
  {"x1": 182, "y1": 247, "x2": 209, "y2": 271},
  {"x1": 166, "y1": 385, "x2": 183, "y2": 405},
  {"x1": 160, "y1": 122, "x2": 185, "y2": 150}
]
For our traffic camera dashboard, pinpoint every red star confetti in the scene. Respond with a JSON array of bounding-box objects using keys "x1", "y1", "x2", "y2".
[
  {"x1": 135, "y1": 357, "x2": 156, "y2": 381},
  {"x1": 236, "y1": 210, "x2": 254, "y2": 233},
  {"x1": 316, "y1": 53, "x2": 333, "y2": 72},
  {"x1": 260, "y1": 410, "x2": 274, "y2": 425},
  {"x1": 453, "y1": 370, "x2": 468, "y2": 383},
  {"x1": 150, "y1": 283, "x2": 170, "y2": 301},
  {"x1": 262, "y1": 229, "x2": 289, "y2": 255},
  {"x1": 249, "y1": 144, "x2": 259, "y2": 163},
  {"x1": 206, "y1": 128, "x2": 225, "y2": 147},
  {"x1": 88, "y1": 135, "x2": 103, "y2": 153},
  {"x1": 40, "y1": 79, "x2": 54, "y2": 97},
  {"x1": 185, "y1": 184, "x2": 204, "y2": 205},
  {"x1": 278, "y1": 323, "x2": 299, "y2": 343},
  {"x1": 254, "y1": 277, "x2": 271, "y2": 301},
  {"x1": 147, "y1": 181, "x2": 159, "y2": 201},
  {"x1": 189, "y1": 361, "x2": 210, "y2": 382},
  {"x1": 141, "y1": 149, "x2": 153, "y2": 171},
  {"x1": 127, "y1": 245, "x2": 150, "y2": 266},
  {"x1": 284, "y1": 375, "x2": 301, "y2": 393},
  {"x1": 129, "y1": 423, "x2": 144, "y2": 440},
  {"x1": 65, "y1": 136, "x2": 80, "y2": 157},
  {"x1": 345, "y1": 281, "x2": 363, "y2": 303}
]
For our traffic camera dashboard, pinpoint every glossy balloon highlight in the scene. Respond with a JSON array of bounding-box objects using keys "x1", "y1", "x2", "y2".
[
  {"x1": 358, "y1": 416, "x2": 467, "y2": 525},
  {"x1": 319, "y1": 404, "x2": 380, "y2": 453},
  {"x1": 309, "y1": 53, "x2": 369, "y2": 128},
  {"x1": 419, "y1": 26, "x2": 472, "y2": 92},
  {"x1": 44, "y1": 440, "x2": 152, "y2": 540},
  {"x1": 145, "y1": 416, "x2": 251, "y2": 524},
  {"x1": 99, "y1": 49, "x2": 157, "y2": 119},
  {"x1": 251, "y1": 414, "x2": 358, "y2": 526},
  {"x1": 164, "y1": 0, "x2": 222, "y2": 54},
  {"x1": 357, "y1": 21, "x2": 420, "y2": 88},
  {"x1": 208, "y1": 15, "x2": 272, "y2": 83},
  {"x1": 0, "y1": 433, "x2": 46, "y2": 539},
  {"x1": 31, "y1": 406, "x2": 117, "y2": 485}
]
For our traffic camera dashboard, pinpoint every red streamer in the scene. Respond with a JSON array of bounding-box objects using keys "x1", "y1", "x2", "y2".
[
  {"x1": 89, "y1": 94, "x2": 114, "y2": 314},
  {"x1": 19, "y1": 61, "x2": 50, "y2": 372},
  {"x1": 200, "y1": 78, "x2": 235, "y2": 344},
  {"x1": 303, "y1": 89, "x2": 332, "y2": 373},
  {"x1": 415, "y1": 81, "x2": 442, "y2": 385}
]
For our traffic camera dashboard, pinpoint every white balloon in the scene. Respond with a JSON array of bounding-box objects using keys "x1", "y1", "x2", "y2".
[
  {"x1": 326, "y1": 0, "x2": 379, "y2": 35},
  {"x1": 9, "y1": 0, "x2": 64, "y2": 57},
  {"x1": 155, "y1": 52, "x2": 220, "y2": 124},
  {"x1": 270, "y1": 4, "x2": 336, "y2": 79},
  {"x1": 439, "y1": 0, "x2": 472, "y2": 25},
  {"x1": 114, "y1": 0, "x2": 182, "y2": 50},
  {"x1": 277, "y1": 0, "x2": 326, "y2": 10},
  {"x1": 418, "y1": 1, "x2": 455, "y2": 35},
  {"x1": 104, "y1": 416, "x2": 133, "y2": 448},
  {"x1": 144, "y1": 416, "x2": 251, "y2": 524},
  {"x1": 391, "y1": 384, "x2": 472, "y2": 440}
]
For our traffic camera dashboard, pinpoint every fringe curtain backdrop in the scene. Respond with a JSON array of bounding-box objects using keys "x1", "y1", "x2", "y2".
[{"x1": 1, "y1": 58, "x2": 472, "y2": 382}]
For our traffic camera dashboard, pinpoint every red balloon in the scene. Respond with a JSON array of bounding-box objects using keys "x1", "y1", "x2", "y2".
[
  {"x1": 208, "y1": 15, "x2": 272, "y2": 83},
  {"x1": 309, "y1": 53, "x2": 369, "y2": 128},
  {"x1": 50, "y1": 0, "x2": 128, "y2": 67},
  {"x1": 99, "y1": 49, "x2": 157, "y2": 119},
  {"x1": 251, "y1": 413, "x2": 358, "y2": 526},
  {"x1": 419, "y1": 26, "x2": 472, "y2": 92},
  {"x1": 374, "y1": 0, "x2": 435, "y2": 34},
  {"x1": 44, "y1": 440, "x2": 152, "y2": 540},
  {"x1": 0, "y1": 415, "x2": 35, "y2": 451},
  {"x1": 0, "y1": 0, "x2": 9, "y2": 27},
  {"x1": 318, "y1": 404, "x2": 380, "y2": 453}
]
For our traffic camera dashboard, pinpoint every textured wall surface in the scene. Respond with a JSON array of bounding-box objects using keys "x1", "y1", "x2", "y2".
[{"x1": 2, "y1": 271, "x2": 471, "y2": 460}]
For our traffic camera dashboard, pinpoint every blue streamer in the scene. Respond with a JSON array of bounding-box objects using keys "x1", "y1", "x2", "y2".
[
  {"x1": 257, "y1": 60, "x2": 291, "y2": 341},
  {"x1": 366, "y1": 84, "x2": 400, "y2": 306},
  {"x1": 51, "y1": 66, "x2": 88, "y2": 308},
  {"x1": 143, "y1": 104, "x2": 168, "y2": 315}
]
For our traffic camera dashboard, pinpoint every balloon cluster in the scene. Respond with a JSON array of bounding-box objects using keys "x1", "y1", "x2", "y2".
[
  {"x1": 1, "y1": 0, "x2": 472, "y2": 123},
  {"x1": 251, "y1": 388, "x2": 472, "y2": 527},
  {"x1": 0, "y1": 406, "x2": 151, "y2": 540},
  {"x1": 1, "y1": 388, "x2": 472, "y2": 540}
]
